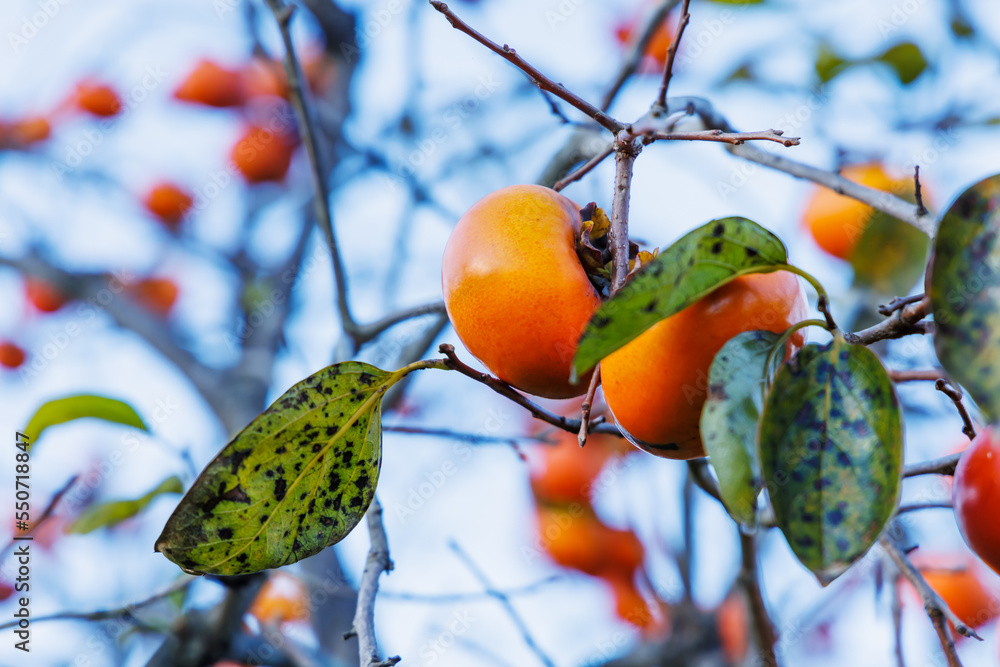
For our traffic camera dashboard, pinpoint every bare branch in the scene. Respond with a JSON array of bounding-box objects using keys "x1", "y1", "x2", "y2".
[
  {"x1": 730, "y1": 142, "x2": 937, "y2": 237},
  {"x1": 646, "y1": 128, "x2": 799, "y2": 147},
  {"x1": 350, "y1": 498, "x2": 400, "y2": 667},
  {"x1": 935, "y1": 379, "x2": 978, "y2": 440},
  {"x1": 879, "y1": 294, "x2": 925, "y2": 316},
  {"x1": 429, "y1": 1, "x2": 623, "y2": 133},
  {"x1": 844, "y1": 297, "x2": 931, "y2": 346},
  {"x1": 354, "y1": 301, "x2": 447, "y2": 345},
  {"x1": 449, "y1": 541, "x2": 556, "y2": 667},
  {"x1": 602, "y1": 0, "x2": 681, "y2": 111},
  {"x1": 578, "y1": 366, "x2": 602, "y2": 447},
  {"x1": 380, "y1": 575, "x2": 563, "y2": 603},
  {"x1": 438, "y1": 344, "x2": 621, "y2": 436},
  {"x1": 897, "y1": 501, "x2": 953, "y2": 514},
  {"x1": 383, "y1": 424, "x2": 549, "y2": 446},
  {"x1": 739, "y1": 532, "x2": 777, "y2": 666},
  {"x1": 687, "y1": 458, "x2": 723, "y2": 503},
  {"x1": 904, "y1": 452, "x2": 963, "y2": 478},
  {"x1": 654, "y1": 0, "x2": 691, "y2": 108},
  {"x1": 554, "y1": 143, "x2": 614, "y2": 192},
  {"x1": 888, "y1": 369, "x2": 945, "y2": 383},
  {"x1": 609, "y1": 138, "x2": 640, "y2": 291},
  {"x1": 915, "y1": 165, "x2": 929, "y2": 217}
]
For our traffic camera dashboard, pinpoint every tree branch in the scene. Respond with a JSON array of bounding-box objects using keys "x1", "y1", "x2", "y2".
[
  {"x1": 646, "y1": 128, "x2": 799, "y2": 146},
  {"x1": 844, "y1": 297, "x2": 931, "y2": 346},
  {"x1": 935, "y1": 379, "x2": 978, "y2": 441},
  {"x1": 601, "y1": 0, "x2": 681, "y2": 111},
  {"x1": 903, "y1": 452, "x2": 963, "y2": 478},
  {"x1": 349, "y1": 498, "x2": 400, "y2": 667},
  {"x1": 654, "y1": 0, "x2": 691, "y2": 108},
  {"x1": 429, "y1": 1, "x2": 623, "y2": 133},
  {"x1": 739, "y1": 532, "x2": 777, "y2": 666}
]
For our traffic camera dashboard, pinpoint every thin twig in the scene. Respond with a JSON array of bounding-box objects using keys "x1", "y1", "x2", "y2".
[
  {"x1": 687, "y1": 458, "x2": 723, "y2": 503},
  {"x1": 903, "y1": 453, "x2": 963, "y2": 478},
  {"x1": 935, "y1": 379, "x2": 978, "y2": 440},
  {"x1": 554, "y1": 144, "x2": 614, "y2": 192},
  {"x1": 380, "y1": 575, "x2": 564, "y2": 603},
  {"x1": 438, "y1": 344, "x2": 620, "y2": 436},
  {"x1": 888, "y1": 369, "x2": 945, "y2": 383},
  {"x1": 577, "y1": 366, "x2": 602, "y2": 447},
  {"x1": 891, "y1": 570, "x2": 905, "y2": 667},
  {"x1": 729, "y1": 143, "x2": 937, "y2": 237},
  {"x1": 383, "y1": 425, "x2": 549, "y2": 445},
  {"x1": 880, "y1": 535, "x2": 976, "y2": 666},
  {"x1": 654, "y1": 0, "x2": 691, "y2": 108},
  {"x1": 601, "y1": 0, "x2": 681, "y2": 111},
  {"x1": 844, "y1": 298, "x2": 931, "y2": 346},
  {"x1": 897, "y1": 501, "x2": 953, "y2": 514},
  {"x1": 878, "y1": 294, "x2": 924, "y2": 316},
  {"x1": 349, "y1": 498, "x2": 400, "y2": 667},
  {"x1": 265, "y1": 0, "x2": 357, "y2": 342},
  {"x1": 646, "y1": 128, "x2": 799, "y2": 146},
  {"x1": 449, "y1": 541, "x2": 556, "y2": 667},
  {"x1": 354, "y1": 301, "x2": 447, "y2": 345},
  {"x1": 915, "y1": 166, "x2": 929, "y2": 217},
  {"x1": 0, "y1": 474, "x2": 77, "y2": 557},
  {"x1": 739, "y1": 532, "x2": 777, "y2": 666},
  {"x1": 429, "y1": 1, "x2": 622, "y2": 133},
  {"x1": 0, "y1": 577, "x2": 194, "y2": 630}
]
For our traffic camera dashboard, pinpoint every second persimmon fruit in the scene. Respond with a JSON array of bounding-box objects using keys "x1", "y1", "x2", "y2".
[{"x1": 601, "y1": 271, "x2": 807, "y2": 459}]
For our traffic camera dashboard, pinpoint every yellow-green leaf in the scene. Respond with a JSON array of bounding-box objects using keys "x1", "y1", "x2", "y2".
[
  {"x1": 931, "y1": 174, "x2": 1000, "y2": 421},
  {"x1": 23, "y1": 394, "x2": 148, "y2": 448},
  {"x1": 69, "y1": 476, "x2": 184, "y2": 535},
  {"x1": 155, "y1": 362, "x2": 397, "y2": 576}
]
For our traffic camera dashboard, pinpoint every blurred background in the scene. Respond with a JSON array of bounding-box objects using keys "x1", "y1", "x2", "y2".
[{"x1": 1, "y1": 0, "x2": 1000, "y2": 665}]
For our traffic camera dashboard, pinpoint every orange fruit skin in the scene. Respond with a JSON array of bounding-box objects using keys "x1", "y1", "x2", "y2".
[
  {"x1": 144, "y1": 182, "x2": 193, "y2": 229},
  {"x1": 231, "y1": 125, "x2": 296, "y2": 184},
  {"x1": 717, "y1": 592, "x2": 750, "y2": 664},
  {"x1": 441, "y1": 184, "x2": 602, "y2": 399},
  {"x1": 801, "y1": 164, "x2": 903, "y2": 260},
  {"x1": 907, "y1": 554, "x2": 1000, "y2": 629},
  {"x1": 132, "y1": 278, "x2": 179, "y2": 317},
  {"x1": 602, "y1": 271, "x2": 807, "y2": 460},
  {"x1": 75, "y1": 82, "x2": 122, "y2": 117},
  {"x1": 175, "y1": 60, "x2": 245, "y2": 108},
  {"x1": 241, "y1": 58, "x2": 289, "y2": 100},
  {"x1": 7, "y1": 116, "x2": 51, "y2": 146},
  {"x1": 530, "y1": 430, "x2": 617, "y2": 504},
  {"x1": 25, "y1": 279, "x2": 68, "y2": 313},
  {"x1": 249, "y1": 572, "x2": 310, "y2": 625},
  {"x1": 954, "y1": 426, "x2": 1000, "y2": 577},
  {"x1": 0, "y1": 342, "x2": 26, "y2": 369}
]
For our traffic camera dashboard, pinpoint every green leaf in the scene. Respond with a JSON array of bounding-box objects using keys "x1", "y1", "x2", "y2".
[
  {"x1": 759, "y1": 335, "x2": 902, "y2": 585},
  {"x1": 573, "y1": 217, "x2": 788, "y2": 378},
  {"x1": 876, "y1": 42, "x2": 927, "y2": 85},
  {"x1": 931, "y1": 174, "x2": 1000, "y2": 421},
  {"x1": 68, "y1": 476, "x2": 184, "y2": 535},
  {"x1": 849, "y1": 210, "x2": 930, "y2": 295},
  {"x1": 815, "y1": 44, "x2": 851, "y2": 83},
  {"x1": 155, "y1": 362, "x2": 396, "y2": 576},
  {"x1": 23, "y1": 394, "x2": 148, "y2": 448},
  {"x1": 701, "y1": 331, "x2": 780, "y2": 525}
]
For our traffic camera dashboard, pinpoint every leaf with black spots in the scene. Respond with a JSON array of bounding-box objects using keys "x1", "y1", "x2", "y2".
[
  {"x1": 69, "y1": 476, "x2": 183, "y2": 534},
  {"x1": 931, "y1": 174, "x2": 1000, "y2": 422},
  {"x1": 573, "y1": 217, "x2": 788, "y2": 378},
  {"x1": 23, "y1": 394, "x2": 148, "y2": 449},
  {"x1": 155, "y1": 362, "x2": 397, "y2": 575},
  {"x1": 701, "y1": 331, "x2": 780, "y2": 525},
  {"x1": 759, "y1": 335, "x2": 902, "y2": 585}
]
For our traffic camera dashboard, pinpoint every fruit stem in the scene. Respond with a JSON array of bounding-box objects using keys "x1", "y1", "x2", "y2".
[
  {"x1": 761, "y1": 319, "x2": 828, "y2": 398},
  {"x1": 781, "y1": 264, "x2": 837, "y2": 331}
]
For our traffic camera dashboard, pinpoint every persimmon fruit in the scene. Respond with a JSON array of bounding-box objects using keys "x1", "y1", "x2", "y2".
[
  {"x1": 144, "y1": 182, "x2": 194, "y2": 229},
  {"x1": 75, "y1": 81, "x2": 122, "y2": 117},
  {"x1": 601, "y1": 271, "x2": 807, "y2": 459},
  {"x1": 131, "y1": 278, "x2": 179, "y2": 317},
  {"x1": 25, "y1": 279, "x2": 68, "y2": 313},
  {"x1": 954, "y1": 426, "x2": 1000, "y2": 576},
  {"x1": 717, "y1": 591, "x2": 750, "y2": 664},
  {"x1": 249, "y1": 572, "x2": 310, "y2": 625},
  {"x1": 175, "y1": 60, "x2": 245, "y2": 108},
  {"x1": 0, "y1": 342, "x2": 26, "y2": 369},
  {"x1": 441, "y1": 184, "x2": 602, "y2": 399},
  {"x1": 801, "y1": 164, "x2": 909, "y2": 260},
  {"x1": 231, "y1": 125, "x2": 296, "y2": 184},
  {"x1": 907, "y1": 554, "x2": 1000, "y2": 629},
  {"x1": 530, "y1": 430, "x2": 617, "y2": 505},
  {"x1": 7, "y1": 116, "x2": 51, "y2": 146}
]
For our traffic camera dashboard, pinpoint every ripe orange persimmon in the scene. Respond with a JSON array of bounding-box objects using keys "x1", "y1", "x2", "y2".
[
  {"x1": 614, "y1": 11, "x2": 675, "y2": 71},
  {"x1": 441, "y1": 184, "x2": 602, "y2": 399},
  {"x1": 530, "y1": 431, "x2": 617, "y2": 504},
  {"x1": 537, "y1": 505, "x2": 608, "y2": 576},
  {"x1": 240, "y1": 57, "x2": 288, "y2": 100},
  {"x1": 25, "y1": 278, "x2": 68, "y2": 313},
  {"x1": 131, "y1": 278, "x2": 179, "y2": 317},
  {"x1": 717, "y1": 592, "x2": 750, "y2": 665},
  {"x1": 907, "y1": 554, "x2": 1000, "y2": 629},
  {"x1": 175, "y1": 60, "x2": 245, "y2": 108},
  {"x1": 249, "y1": 572, "x2": 311, "y2": 626},
  {"x1": 231, "y1": 125, "x2": 296, "y2": 184},
  {"x1": 75, "y1": 81, "x2": 122, "y2": 117},
  {"x1": 144, "y1": 182, "x2": 193, "y2": 230},
  {"x1": 604, "y1": 572, "x2": 655, "y2": 628},
  {"x1": 954, "y1": 426, "x2": 1000, "y2": 576},
  {"x1": 7, "y1": 116, "x2": 51, "y2": 146},
  {"x1": 601, "y1": 271, "x2": 807, "y2": 459},
  {"x1": 0, "y1": 342, "x2": 26, "y2": 369},
  {"x1": 801, "y1": 164, "x2": 910, "y2": 260}
]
